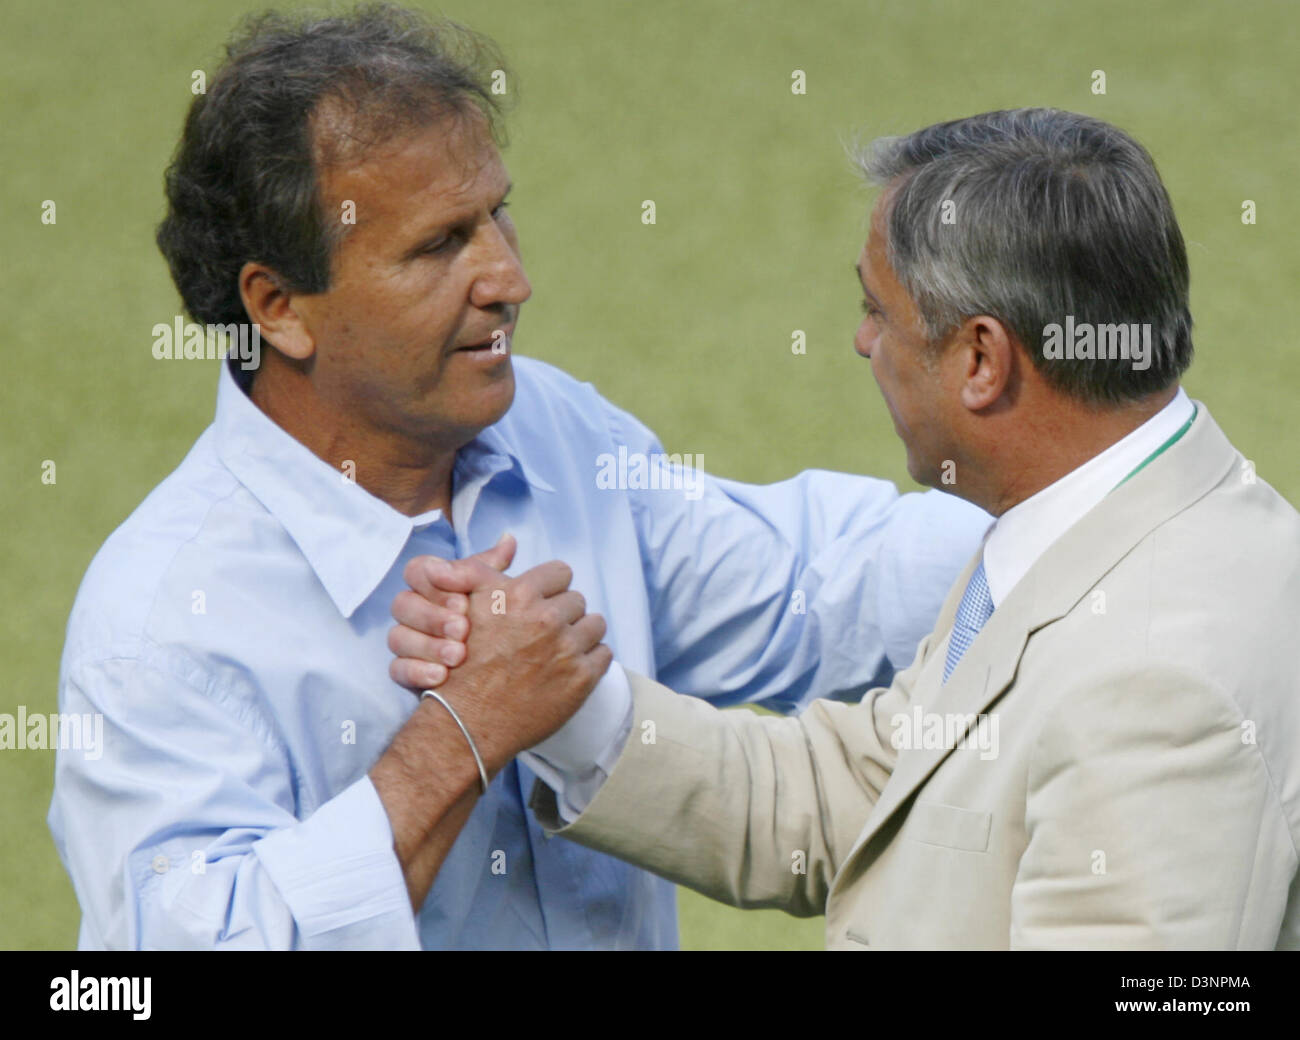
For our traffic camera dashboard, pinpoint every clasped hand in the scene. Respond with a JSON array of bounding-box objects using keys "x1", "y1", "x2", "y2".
[{"x1": 387, "y1": 534, "x2": 612, "y2": 769}]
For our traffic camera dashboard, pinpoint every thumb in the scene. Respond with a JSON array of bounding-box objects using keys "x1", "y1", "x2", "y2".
[{"x1": 474, "y1": 532, "x2": 517, "y2": 573}]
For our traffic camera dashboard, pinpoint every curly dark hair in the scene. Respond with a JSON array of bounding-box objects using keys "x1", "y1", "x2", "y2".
[{"x1": 156, "y1": 3, "x2": 509, "y2": 329}]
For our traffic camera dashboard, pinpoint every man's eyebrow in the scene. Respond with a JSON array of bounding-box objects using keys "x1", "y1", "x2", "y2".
[
  {"x1": 402, "y1": 183, "x2": 514, "y2": 259},
  {"x1": 854, "y1": 262, "x2": 884, "y2": 309}
]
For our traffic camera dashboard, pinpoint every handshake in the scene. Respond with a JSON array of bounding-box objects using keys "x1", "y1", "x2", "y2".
[{"x1": 385, "y1": 533, "x2": 613, "y2": 778}]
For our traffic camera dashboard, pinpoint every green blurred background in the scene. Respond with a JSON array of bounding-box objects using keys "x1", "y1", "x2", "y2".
[{"x1": 2, "y1": 0, "x2": 1297, "y2": 950}]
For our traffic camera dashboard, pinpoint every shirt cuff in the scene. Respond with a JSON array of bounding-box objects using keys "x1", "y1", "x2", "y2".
[
  {"x1": 521, "y1": 661, "x2": 633, "y2": 823},
  {"x1": 252, "y1": 775, "x2": 420, "y2": 949}
]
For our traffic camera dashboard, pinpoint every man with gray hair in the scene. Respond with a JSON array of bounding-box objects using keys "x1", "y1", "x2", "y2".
[{"x1": 397, "y1": 108, "x2": 1300, "y2": 948}]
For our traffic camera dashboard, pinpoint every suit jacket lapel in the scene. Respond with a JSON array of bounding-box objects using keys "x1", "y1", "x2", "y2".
[{"x1": 835, "y1": 402, "x2": 1239, "y2": 875}]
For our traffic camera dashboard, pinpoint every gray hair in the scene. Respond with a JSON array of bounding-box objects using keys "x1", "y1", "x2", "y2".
[{"x1": 856, "y1": 108, "x2": 1193, "y2": 405}]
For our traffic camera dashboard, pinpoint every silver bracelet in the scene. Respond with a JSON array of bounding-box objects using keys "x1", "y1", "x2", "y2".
[{"x1": 420, "y1": 689, "x2": 490, "y2": 795}]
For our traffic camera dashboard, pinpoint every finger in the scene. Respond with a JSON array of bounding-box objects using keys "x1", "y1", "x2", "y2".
[
  {"x1": 402, "y1": 556, "x2": 470, "y2": 611},
  {"x1": 568, "y1": 612, "x2": 607, "y2": 654},
  {"x1": 391, "y1": 589, "x2": 470, "y2": 640},
  {"x1": 406, "y1": 554, "x2": 500, "y2": 598},
  {"x1": 546, "y1": 590, "x2": 587, "y2": 626},
  {"x1": 583, "y1": 643, "x2": 614, "y2": 683},
  {"x1": 472, "y1": 532, "x2": 517, "y2": 573},
  {"x1": 512, "y1": 560, "x2": 573, "y2": 601},
  {"x1": 388, "y1": 624, "x2": 468, "y2": 667},
  {"x1": 389, "y1": 655, "x2": 448, "y2": 692}
]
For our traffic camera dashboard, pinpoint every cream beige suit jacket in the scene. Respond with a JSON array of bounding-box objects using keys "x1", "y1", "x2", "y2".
[{"x1": 533, "y1": 404, "x2": 1300, "y2": 948}]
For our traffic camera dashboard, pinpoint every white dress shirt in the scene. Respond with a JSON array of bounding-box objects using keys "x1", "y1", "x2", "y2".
[{"x1": 983, "y1": 386, "x2": 1194, "y2": 607}]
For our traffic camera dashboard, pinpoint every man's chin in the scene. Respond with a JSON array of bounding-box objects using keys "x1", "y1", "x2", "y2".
[
  {"x1": 903, "y1": 448, "x2": 940, "y2": 490},
  {"x1": 408, "y1": 360, "x2": 516, "y2": 444},
  {"x1": 467, "y1": 359, "x2": 516, "y2": 428}
]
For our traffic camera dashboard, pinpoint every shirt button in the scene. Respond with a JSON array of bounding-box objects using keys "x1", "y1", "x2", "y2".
[{"x1": 151, "y1": 855, "x2": 169, "y2": 874}]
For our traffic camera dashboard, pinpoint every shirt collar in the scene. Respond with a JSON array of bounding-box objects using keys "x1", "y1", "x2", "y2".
[
  {"x1": 983, "y1": 386, "x2": 1195, "y2": 607},
  {"x1": 457, "y1": 422, "x2": 555, "y2": 496},
  {"x1": 213, "y1": 359, "x2": 552, "y2": 618}
]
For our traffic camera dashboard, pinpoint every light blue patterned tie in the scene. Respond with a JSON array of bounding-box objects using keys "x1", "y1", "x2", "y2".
[{"x1": 943, "y1": 559, "x2": 995, "y2": 684}]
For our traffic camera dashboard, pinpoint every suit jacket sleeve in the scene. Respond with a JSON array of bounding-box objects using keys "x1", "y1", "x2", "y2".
[{"x1": 532, "y1": 639, "x2": 934, "y2": 917}]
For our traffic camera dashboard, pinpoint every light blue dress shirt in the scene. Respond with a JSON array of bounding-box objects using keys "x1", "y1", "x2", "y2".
[{"x1": 48, "y1": 355, "x2": 991, "y2": 949}]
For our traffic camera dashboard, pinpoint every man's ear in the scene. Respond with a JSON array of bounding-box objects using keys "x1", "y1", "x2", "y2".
[
  {"x1": 958, "y1": 314, "x2": 1016, "y2": 412},
  {"x1": 238, "y1": 261, "x2": 315, "y2": 361}
]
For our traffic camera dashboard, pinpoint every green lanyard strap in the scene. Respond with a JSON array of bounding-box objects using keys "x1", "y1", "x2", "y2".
[{"x1": 1113, "y1": 404, "x2": 1198, "y2": 492}]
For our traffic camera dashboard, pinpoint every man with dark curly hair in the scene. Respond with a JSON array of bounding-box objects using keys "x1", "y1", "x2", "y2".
[{"x1": 48, "y1": 3, "x2": 989, "y2": 949}]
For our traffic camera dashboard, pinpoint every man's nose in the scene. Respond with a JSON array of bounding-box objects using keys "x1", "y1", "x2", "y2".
[
  {"x1": 471, "y1": 225, "x2": 532, "y2": 309},
  {"x1": 855, "y1": 328, "x2": 873, "y2": 359}
]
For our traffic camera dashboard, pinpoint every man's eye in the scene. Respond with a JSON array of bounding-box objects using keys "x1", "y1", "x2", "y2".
[
  {"x1": 422, "y1": 236, "x2": 453, "y2": 255},
  {"x1": 492, "y1": 201, "x2": 511, "y2": 220},
  {"x1": 861, "y1": 299, "x2": 881, "y2": 318}
]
